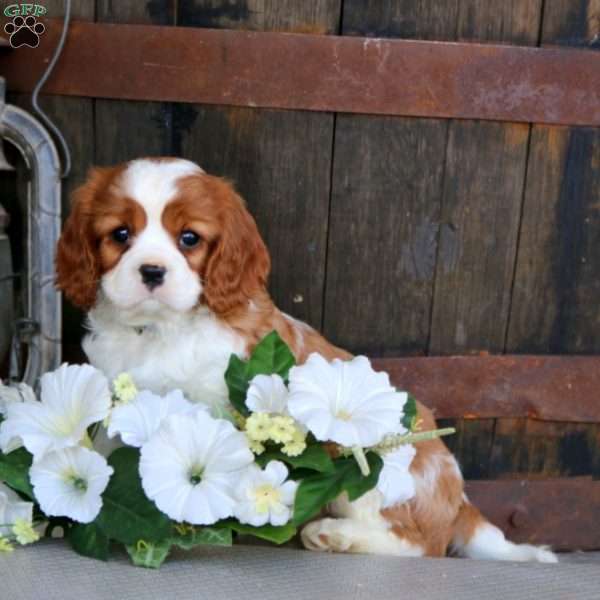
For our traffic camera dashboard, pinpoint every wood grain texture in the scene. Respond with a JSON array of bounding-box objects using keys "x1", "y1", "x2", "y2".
[
  {"x1": 507, "y1": 2, "x2": 600, "y2": 354},
  {"x1": 94, "y1": 1, "x2": 177, "y2": 165},
  {"x1": 505, "y1": 0, "x2": 600, "y2": 475},
  {"x1": 179, "y1": 0, "x2": 339, "y2": 33},
  {"x1": 429, "y1": 1, "x2": 541, "y2": 356},
  {"x1": 341, "y1": 0, "x2": 460, "y2": 40},
  {"x1": 465, "y1": 477, "x2": 600, "y2": 550},
  {"x1": 323, "y1": 115, "x2": 447, "y2": 355},
  {"x1": 177, "y1": 1, "x2": 340, "y2": 329},
  {"x1": 427, "y1": 1, "x2": 541, "y2": 480},
  {"x1": 541, "y1": 0, "x2": 600, "y2": 49},
  {"x1": 428, "y1": 120, "x2": 530, "y2": 354},
  {"x1": 324, "y1": 1, "x2": 458, "y2": 355}
]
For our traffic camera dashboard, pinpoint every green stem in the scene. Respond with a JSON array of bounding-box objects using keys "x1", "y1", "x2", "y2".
[{"x1": 351, "y1": 446, "x2": 370, "y2": 476}]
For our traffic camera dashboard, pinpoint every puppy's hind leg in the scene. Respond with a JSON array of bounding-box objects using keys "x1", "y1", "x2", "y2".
[{"x1": 300, "y1": 490, "x2": 424, "y2": 557}]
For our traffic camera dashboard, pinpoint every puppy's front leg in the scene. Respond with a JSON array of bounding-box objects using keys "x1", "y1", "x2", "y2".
[{"x1": 300, "y1": 490, "x2": 424, "y2": 557}]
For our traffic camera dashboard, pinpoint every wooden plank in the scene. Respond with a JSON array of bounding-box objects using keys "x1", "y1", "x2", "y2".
[
  {"x1": 94, "y1": 1, "x2": 177, "y2": 165},
  {"x1": 541, "y1": 0, "x2": 600, "y2": 49},
  {"x1": 505, "y1": 3, "x2": 600, "y2": 481},
  {"x1": 438, "y1": 418, "x2": 495, "y2": 480},
  {"x1": 178, "y1": 1, "x2": 340, "y2": 330},
  {"x1": 3, "y1": 20, "x2": 600, "y2": 125},
  {"x1": 323, "y1": 114, "x2": 448, "y2": 354},
  {"x1": 341, "y1": 0, "x2": 459, "y2": 40},
  {"x1": 428, "y1": 120, "x2": 530, "y2": 354},
  {"x1": 372, "y1": 355, "x2": 600, "y2": 423},
  {"x1": 465, "y1": 478, "x2": 600, "y2": 551},
  {"x1": 429, "y1": 2, "x2": 540, "y2": 355},
  {"x1": 322, "y1": 1, "x2": 457, "y2": 355},
  {"x1": 178, "y1": 0, "x2": 340, "y2": 33},
  {"x1": 425, "y1": 3, "x2": 539, "y2": 477}
]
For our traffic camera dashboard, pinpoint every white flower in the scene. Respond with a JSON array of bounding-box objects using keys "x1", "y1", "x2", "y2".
[
  {"x1": 139, "y1": 410, "x2": 253, "y2": 524},
  {"x1": 377, "y1": 445, "x2": 417, "y2": 508},
  {"x1": 287, "y1": 354, "x2": 406, "y2": 448},
  {"x1": 29, "y1": 446, "x2": 113, "y2": 523},
  {"x1": 246, "y1": 374, "x2": 289, "y2": 414},
  {"x1": 0, "y1": 483, "x2": 34, "y2": 537},
  {"x1": 107, "y1": 389, "x2": 197, "y2": 448},
  {"x1": 0, "y1": 381, "x2": 36, "y2": 416},
  {"x1": 0, "y1": 364, "x2": 111, "y2": 459},
  {"x1": 233, "y1": 461, "x2": 298, "y2": 527}
]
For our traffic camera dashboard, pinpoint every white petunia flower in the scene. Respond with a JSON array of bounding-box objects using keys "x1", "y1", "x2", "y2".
[
  {"x1": 246, "y1": 374, "x2": 289, "y2": 415},
  {"x1": 29, "y1": 446, "x2": 113, "y2": 523},
  {"x1": 107, "y1": 389, "x2": 197, "y2": 448},
  {"x1": 377, "y1": 444, "x2": 417, "y2": 508},
  {"x1": 287, "y1": 353, "x2": 406, "y2": 448},
  {"x1": 0, "y1": 483, "x2": 34, "y2": 537},
  {"x1": 0, "y1": 381, "x2": 36, "y2": 416},
  {"x1": 139, "y1": 410, "x2": 254, "y2": 525},
  {"x1": 0, "y1": 364, "x2": 111, "y2": 459},
  {"x1": 233, "y1": 461, "x2": 298, "y2": 527}
]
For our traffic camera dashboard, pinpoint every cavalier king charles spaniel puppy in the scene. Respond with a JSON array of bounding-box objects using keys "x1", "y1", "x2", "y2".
[{"x1": 55, "y1": 158, "x2": 556, "y2": 562}]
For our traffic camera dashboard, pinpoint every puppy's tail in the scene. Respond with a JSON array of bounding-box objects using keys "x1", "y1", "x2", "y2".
[{"x1": 450, "y1": 498, "x2": 558, "y2": 563}]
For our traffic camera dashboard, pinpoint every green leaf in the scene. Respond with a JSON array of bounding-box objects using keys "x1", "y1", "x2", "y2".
[
  {"x1": 224, "y1": 331, "x2": 296, "y2": 416},
  {"x1": 228, "y1": 521, "x2": 297, "y2": 544},
  {"x1": 401, "y1": 394, "x2": 418, "y2": 431},
  {"x1": 96, "y1": 447, "x2": 171, "y2": 545},
  {"x1": 255, "y1": 445, "x2": 334, "y2": 473},
  {"x1": 247, "y1": 331, "x2": 296, "y2": 380},
  {"x1": 68, "y1": 522, "x2": 110, "y2": 561},
  {"x1": 170, "y1": 526, "x2": 232, "y2": 550},
  {"x1": 224, "y1": 354, "x2": 251, "y2": 416},
  {"x1": 126, "y1": 540, "x2": 171, "y2": 569},
  {"x1": 293, "y1": 453, "x2": 383, "y2": 526},
  {"x1": 0, "y1": 448, "x2": 34, "y2": 499}
]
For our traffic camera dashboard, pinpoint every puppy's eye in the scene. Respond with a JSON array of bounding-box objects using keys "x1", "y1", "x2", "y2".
[
  {"x1": 179, "y1": 230, "x2": 201, "y2": 249},
  {"x1": 111, "y1": 226, "x2": 130, "y2": 244}
]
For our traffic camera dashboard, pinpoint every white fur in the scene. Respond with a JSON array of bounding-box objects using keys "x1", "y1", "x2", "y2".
[
  {"x1": 101, "y1": 159, "x2": 204, "y2": 313},
  {"x1": 455, "y1": 522, "x2": 558, "y2": 563},
  {"x1": 84, "y1": 297, "x2": 246, "y2": 414},
  {"x1": 301, "y1": 490, "x2": 424, "y2": 557}
]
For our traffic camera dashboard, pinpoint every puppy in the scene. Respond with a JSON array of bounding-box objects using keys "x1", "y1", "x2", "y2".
[{"x1": 56, "y1": 158, "x2": 556, "y2": 562}]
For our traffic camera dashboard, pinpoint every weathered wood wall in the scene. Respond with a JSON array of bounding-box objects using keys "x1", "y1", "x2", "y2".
[{"x1": 3, "y1": 0, "x2": 599, "y2": 481}]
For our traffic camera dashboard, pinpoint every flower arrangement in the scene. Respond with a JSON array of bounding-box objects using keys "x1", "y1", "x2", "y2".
[{"x1": 0, "y1": 332, "x2": 453, "y2": 568}]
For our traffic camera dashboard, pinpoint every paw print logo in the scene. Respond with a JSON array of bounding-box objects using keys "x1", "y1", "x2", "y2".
[{"x1": 4, "y1": 15, "x2": 45, "y2": 48}]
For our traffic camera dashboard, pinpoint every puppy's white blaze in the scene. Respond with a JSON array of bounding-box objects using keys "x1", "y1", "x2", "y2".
[
  {"x1": 460, "y1": 522, "x2": 558, "y2": 563},
  {"x1": 101, "y1": 159, "x2": 204, "y2": 312},
  {"x1": 121, "y1": 159, "x2": 204, "y2": 220}
]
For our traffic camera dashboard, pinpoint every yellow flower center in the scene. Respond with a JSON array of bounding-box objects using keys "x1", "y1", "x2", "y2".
[
  {"x1": 336, "y1": 410, "x2": 353, "y2": 421},
  {"x1": 252, "y1": 484, "x2": 282, "y2": 514}
]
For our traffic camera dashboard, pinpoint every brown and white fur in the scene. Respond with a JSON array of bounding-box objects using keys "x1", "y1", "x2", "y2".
[{"x1": 56, "y1": 158, "x2": 556, "y2": 563}]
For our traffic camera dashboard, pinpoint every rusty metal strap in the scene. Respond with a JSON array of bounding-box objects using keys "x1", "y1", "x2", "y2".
[
  {"x1": 465, "y1": 478, "x2": 600, "y2": 551},
  {"x1": 371, "y1": 355, "x2": 600, "y2": 423},
  {"x1": 2, "y1": 20, "x2": 600, "y2": 126}
]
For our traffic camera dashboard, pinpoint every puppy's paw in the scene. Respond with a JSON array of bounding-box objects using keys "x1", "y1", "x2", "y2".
[
  {"x1": 301, "y1": 519, "x2": 352, "y2": 553},
  {"x1": 528, "y1": 545, "x2": 559, "y2": 564}
]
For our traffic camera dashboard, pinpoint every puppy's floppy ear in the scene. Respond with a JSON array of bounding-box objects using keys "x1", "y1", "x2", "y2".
[
  {"x1": 202, "y1": 177, "x2": 271, "y2": 315},
  {"x1": 55, "y1": 169, "x2": 104, "y2": 310}
]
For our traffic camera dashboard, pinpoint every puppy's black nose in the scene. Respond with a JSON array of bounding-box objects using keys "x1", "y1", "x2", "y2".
[{"x1": 139, "y1": 264, "x2": 166, "y2": 290}]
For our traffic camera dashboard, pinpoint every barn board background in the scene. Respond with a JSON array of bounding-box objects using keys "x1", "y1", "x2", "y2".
[{"x1": 1, "y1": 0, "x2": 599, "y2": 485}]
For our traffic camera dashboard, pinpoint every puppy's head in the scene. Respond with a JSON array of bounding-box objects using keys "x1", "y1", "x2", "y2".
[{"x1": 55, "y1": 158, "x2": 270, "y2": 316}]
